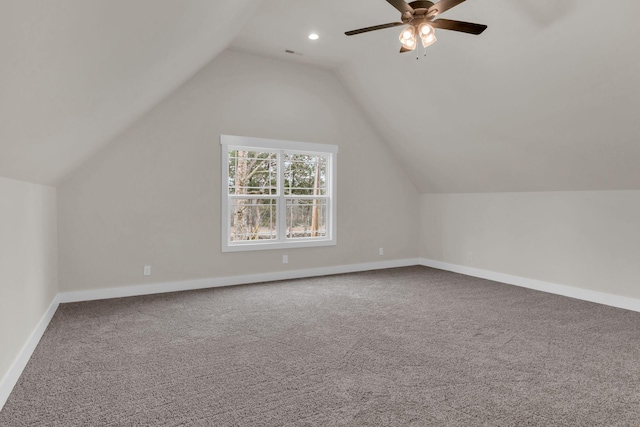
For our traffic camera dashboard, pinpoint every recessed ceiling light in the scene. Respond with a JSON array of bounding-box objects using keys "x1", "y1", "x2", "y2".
[{"x1": 308, "y1": 33, "x2": 319, "y2": 40}]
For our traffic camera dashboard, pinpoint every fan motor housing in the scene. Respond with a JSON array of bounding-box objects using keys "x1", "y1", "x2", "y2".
[
  {"x1": 408, "y1": 1, "x2": 435, "y2": 11},
  {"x1": 404, "y1": 1, "x2": 437, "y2": 22}
]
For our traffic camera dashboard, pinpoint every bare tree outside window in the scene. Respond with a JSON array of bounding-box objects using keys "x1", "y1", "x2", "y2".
[
  {"x1": 228, "y1": 150, "x2": 277, "y2": 241},
  {"x1": 284, "y1": 153, "x2": 327, "y2": 238}
]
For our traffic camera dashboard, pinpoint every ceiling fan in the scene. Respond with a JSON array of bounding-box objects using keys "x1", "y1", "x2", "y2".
[{"x1": 345, "y1": 0, "x2": 487, "y2": 53}]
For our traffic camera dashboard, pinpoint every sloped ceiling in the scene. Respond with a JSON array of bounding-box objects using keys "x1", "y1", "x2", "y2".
[
  {"x1": 3, "y1": 0, "x2": 639, "y2": 192},
  {"x1": 234, "y1": 0, "x2": 640, "y2": 193},
  {"x1": 0, "y1": 0, "x2": 260, "y2": 185}
]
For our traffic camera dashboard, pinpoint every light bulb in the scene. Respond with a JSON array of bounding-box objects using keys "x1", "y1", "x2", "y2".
[
  {"x1": 402, "y1": 30, "x2": 413, "y2": 40},
  {"x1": 419, "y1": 22, "x2": 433, "y2": 36},
  {"x1": 308, "y1": 33, "x2": 319, "y2": 40}
]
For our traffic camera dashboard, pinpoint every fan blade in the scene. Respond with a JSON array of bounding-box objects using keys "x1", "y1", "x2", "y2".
[
  {"x1": 386, "y1": 0, "x2": 414, "y2": 16},
  {"x1": 428, "y1": 0, "x2": 466, "y2": 16},
  {"x1": 345, "y1": 22, "x2": 405, "y2": 36},
  {"x1": 431, "y1": 18, "x2": 487, "y2": 35},
  {"x1": 400, "y1": 46, "x2": 413, "y2": 53}
]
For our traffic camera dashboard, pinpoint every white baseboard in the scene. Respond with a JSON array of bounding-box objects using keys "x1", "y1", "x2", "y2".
[
  {"x1": 419, "y1": 258, "x2": 640, "y2": 313},
  {"x1": 59, "y1": 258, "x2": 421, "y2": 303},
  {"x1": 0, "y1": 294, "x2": 60, "y2": 411}
]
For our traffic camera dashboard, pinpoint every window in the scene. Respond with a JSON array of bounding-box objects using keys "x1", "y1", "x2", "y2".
[{"x1": 221, "y1": 135, "x2": 337, "y2": 252}]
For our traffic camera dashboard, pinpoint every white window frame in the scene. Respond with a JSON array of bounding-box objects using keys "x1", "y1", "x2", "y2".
[{"x1": 221, "y1": 135, "x2": 338, "y2": 252}]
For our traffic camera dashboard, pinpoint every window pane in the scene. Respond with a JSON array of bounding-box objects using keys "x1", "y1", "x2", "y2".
[
  {"x1": 284, "y1": 154, "x2": 327, "y2": 196},
  {"x1": 228, "y1": 150, "x2": 277, "y2": 195},
  {"x1": 286, "y1": 198, "x2": 327, "y2": 239},
  {"x1": 230, "y1": 198, "x2": 277, "y2": 241}
]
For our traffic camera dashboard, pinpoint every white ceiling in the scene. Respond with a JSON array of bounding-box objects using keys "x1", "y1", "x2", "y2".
[
  {"x1": 0, "y1": 0, "x2": 259, "y2": 184},
  {"x1": 2, "y1": 0, "x2": 640, "y2": 192}
]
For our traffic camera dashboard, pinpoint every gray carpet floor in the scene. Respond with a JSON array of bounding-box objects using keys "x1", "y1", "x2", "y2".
[{"x1": 2, "y1": 266, "x2": 640, "y2": 426}]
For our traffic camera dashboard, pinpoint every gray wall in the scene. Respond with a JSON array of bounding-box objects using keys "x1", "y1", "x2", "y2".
[
  {"x1": 0, "y1": 177, "x2": 57, "y2": 382},
  {"x1": 58, "y1": 50, "x2": 419, "y2": 292},
  {"x1": 419, "y1": 191, "x2": 640, "y2": 300}
]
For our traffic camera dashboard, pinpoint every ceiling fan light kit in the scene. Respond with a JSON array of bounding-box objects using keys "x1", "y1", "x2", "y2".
[
  {"x1": 418, "y1": 22, "x2": 437, "y2": 47},
  {"x1": 399, "y1": 25, "x2": 417, "y2": 50},
  {"x1": 399, "y1": 23, "x2": 436, "y2": 51},
  {"x1": 346, "y1": 0, "x2": 487, "y2": 53}
]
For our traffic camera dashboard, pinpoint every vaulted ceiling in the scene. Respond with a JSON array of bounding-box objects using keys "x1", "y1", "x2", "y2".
[
  {"x1": 2, "y1": 0, "x2": 639, "y2": 192},
  {"x1": 0, "y1": 0, "x2": 259, "y2": 184}
]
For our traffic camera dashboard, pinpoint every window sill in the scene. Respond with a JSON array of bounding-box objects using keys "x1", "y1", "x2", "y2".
[{"x1": 222, "y1": 238, "x2": 336, "y2": 253}]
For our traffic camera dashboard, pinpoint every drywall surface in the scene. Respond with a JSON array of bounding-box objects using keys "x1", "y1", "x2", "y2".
[
  {"x1": 0, "y1": 0, "x2": 260, "y2": 185},
  {"x1": 58, "y1": 50, "x2": 419, "y2": 292},
  {"x1": 0, "y1": 177, "x2": 57, "y2": 382},
  {"x1": 419, "y1": 191, "x2": 640, "y2": 300}
]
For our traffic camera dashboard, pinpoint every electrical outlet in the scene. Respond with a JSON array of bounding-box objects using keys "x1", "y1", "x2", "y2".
[
  {"x1": 379, "y1": 248, "x2": 384, "y2": 256},
  {"x1": 467, "y1": 252, "x2": 474, "y2": 262},
  {"x1": 144, "y1": 265, "x2": 151, "y2": 276},
  {"x1": 282, "y1": 255, "x2": 288, "y2": 264}
]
